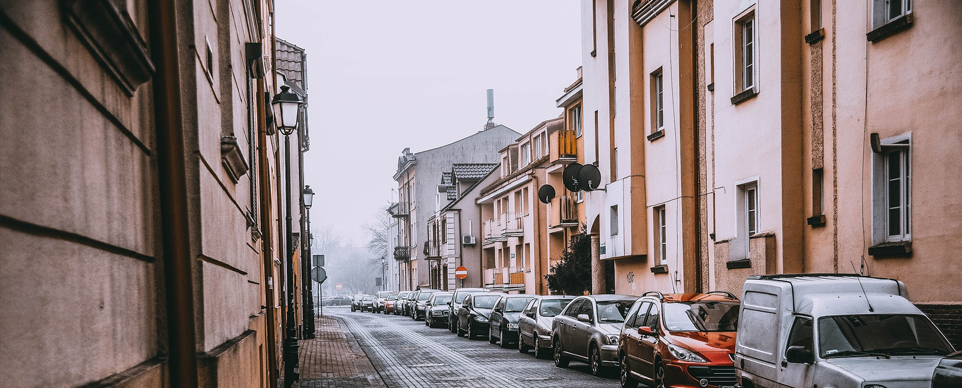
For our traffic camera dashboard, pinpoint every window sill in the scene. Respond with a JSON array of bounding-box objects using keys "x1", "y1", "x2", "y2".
[
  {"x1": 649, "y1": 265, "x2": 668, "y2": 274},
  {"x1": 867, "y1": 13, "x2": 913, "y2": 43},
  {"x1": 806, "y1": 215, "x2": 826, "y2": 228},
  {"x1": 726, "y1": 259, "x2": 752, "y2": 270},
  {"x1": 647, "y1": 129, "x2": 665, "y2": 142},
  {"x1": 868, "y1": 241, "x2": 912, "y2": 258},
  {"x1": 731, "y1": 88, "x2": 758, "y2": 105},
  {"x1": 805, "y1": 28, "x2": 825, "y2": 44}
]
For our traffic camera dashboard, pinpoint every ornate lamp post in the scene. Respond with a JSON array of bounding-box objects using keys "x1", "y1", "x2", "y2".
[
  {"x1": 301, "y1": 185, "x2": 316, "y2": 338},
  {"x1": 272, "y1": 85, "x2": 302, "y2": 388},
  {"x1": 381, "y1": 257, "x2": 386, "y2": 291}
]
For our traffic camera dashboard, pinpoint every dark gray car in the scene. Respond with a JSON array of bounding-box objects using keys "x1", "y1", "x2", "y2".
[
  {"x1": 518, "y1": 296, "x2": 575, "y2": 358},
  {"x1": 488, "y1": 294, "x2": 536, "y2": 348},
  {"x1": 551, "y1": 294, "x2": 636, "y2": 376},
  {"x1": 447, "y1": 288, "x2": 486, "y2": 333},
  {"x1": 425, "y1": 292, "x2": 453, "y2": 328},
  {"x1": 456, "y1": 292, "x2": 504, "y2": 340}
]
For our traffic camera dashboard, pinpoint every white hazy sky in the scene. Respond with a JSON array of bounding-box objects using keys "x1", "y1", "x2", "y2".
[{"x1": 275, "y1": 1, "x2": 582, "y2": 245}]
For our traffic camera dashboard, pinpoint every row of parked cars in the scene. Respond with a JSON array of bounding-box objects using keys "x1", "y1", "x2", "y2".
[{"x1": 349, "y1": 274, "x2": 960, "y2": 388}]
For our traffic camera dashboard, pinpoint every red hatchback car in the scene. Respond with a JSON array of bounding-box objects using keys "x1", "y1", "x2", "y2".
[{"x1": 618, "y1": 291, "x2": 740, "y2": 388}]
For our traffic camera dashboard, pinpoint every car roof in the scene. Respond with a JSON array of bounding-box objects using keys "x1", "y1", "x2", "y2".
[
  {"x1": 641, "y1": 292, "x2": 739, "y2": 303},
  {"x1": 580, "y1": 294, "x2": 637, "y2": 302}
]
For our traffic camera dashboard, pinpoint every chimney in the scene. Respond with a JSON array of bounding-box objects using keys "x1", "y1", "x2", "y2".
[{"x1": 484, "y1": 89, "x2": 496, "y2": 130}]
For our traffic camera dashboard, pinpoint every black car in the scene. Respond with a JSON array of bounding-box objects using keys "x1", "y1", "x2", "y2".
[
  {"x1": 488, "y1": 294, "x2": 536, "y2": 348},
  {"x1": 447, "y1": 288, "x2": 486, "y2": 333},
  {"x1": 933, "y1": 350, "x2": 962, "y2": 388},
  {"x1": 457, "y1": 292, "x2": 504, "y2": 340},
  {"x1": 411, "y1": 289, "x2": 439, "y2": 320},
  {"x1": 323, "y1": 296, "x2": 352, "y2": 306},
  {"x1": 425, "y1": 292, "x2": 453, "y2": 328}
]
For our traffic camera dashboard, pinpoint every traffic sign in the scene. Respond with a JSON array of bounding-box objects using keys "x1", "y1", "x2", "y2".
[
  {"x1": 454, "y1": 266, "x2": 468, "y2": 280},
  {"x1": 335, "y1": 283, "x2": 343, "y2": 290},
  {"x1": 311, "y1": 267, "x2": 327, "y2": 284}
]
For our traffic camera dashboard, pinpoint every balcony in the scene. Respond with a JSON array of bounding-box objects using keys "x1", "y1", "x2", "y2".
[
  {"x1": 393, "y1": 246, "x2": 410, "y2": 260},
  {"x1": 484, "y1": 268, "x2": 498, "y2": 285},
  {"x1": 392, "y1": 202, "x2": 410, "y2": 218},
  {"x1": 509, "y1": 270, "x2": 525, "y2": 285},
  {"x1": 502, "y1": 212, "x2": 523, "y2": 237},
  {"x1": 549, "y1": 195, "x2": 579, "y2": 228},
  {"x1": 558, "y1": 129, "x2": 577, "y2": 159},
  {"x1": 483, "y1": 218, "x2": 505, "y2": 244},
  {"x1": 423, "y1": 241, "x2": 441, "y2": 260}
]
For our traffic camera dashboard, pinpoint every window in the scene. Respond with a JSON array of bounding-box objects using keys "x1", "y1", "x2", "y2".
[
  {"x1": 521, "y1": 142, "x2": 531, "y2": 166},
  {"x1": 873, "y1": 0, "x2": 911, "y2": 29},
  {"x1": 534, "y1": 134, "x2": 543, "y2": 159},
  {"x1": 812, "y1": 169, "x2": 824, "y2": 217},
  {"x1": 872, "y1": 138, "x2": 911, "y2": 242},
  {"x1": 810, "y1": 0, "x2": 822, "y2": 32},
  {"x1": 652, "y1": 69, "x2": 664, "y2": 132},
  {"x1": 575, "y1": 190, "x2": 584, "y2": 204},
  {"x1": 572, "y1": 105, "x2": 583, "y2": 137},
  {"x1": 654, "y1": 206, "x2": 667, "y2": 265},
  {"x1": 734, "y1": 10, "x2": 757, "y2": 93},
  {"x1": 786, "y1": 316, "x2": 814, "y2": 354},
  {"x1": 736, "y1": 181, "x2": 759, "y2": 257},
  {"x1": 610, "y1": 205, "x2": 619, "y2": 236},
  {"x1": 747, "y1": 185, "x2": 758, "y2": 236}
]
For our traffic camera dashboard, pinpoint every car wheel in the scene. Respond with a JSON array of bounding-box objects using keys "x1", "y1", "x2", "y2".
[
  {"x1": 533, "y1": 337, "x2": 546, "y2": 359},
  {"x1": 654, "y1": 359, "x2": 666, "y2": 388},
  {"x1": 467, "y1": 323, "x2": 475, "y2": 340},
  {"x1": 457, "y1": 323, "x2": 465, "y2": 337},
  {"x1": 589, "y1": 345, "x2": 602, "y2": 376},
  {"x1": 488, "y1": 327, "x2": 498, "y2": 344},
  {"x1": 620, "y1": 354, "x2": 638, "y2": 388},
  {"x1": 553, "y1": 338, "x2": 569, "y2": 368},
  {"x1": 519, "y1": 335, "x2": 530, "y2": 354},
  {"x1": 500, "y1": 330, "x2": 511, "y2": 348},
  {"x1": 449, "y1": 318, "x2": 456, "y2": 333}
]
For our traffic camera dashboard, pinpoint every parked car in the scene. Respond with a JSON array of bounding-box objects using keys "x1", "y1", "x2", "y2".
[
  {"x1": 394, "y1": 291, "x2": 411, "y2": 315},
  {"x1": 323, "y1": 296, "x2": 352, "y2": 306},
  {"x1": 373, "y1": 290, "x2": 395, "y2": 313},
  {"x1": 383, "y1": 294, "x2": 399, "y2": 314},
  {"x1": 735, "y1": 274, "x2": 954, "y2": 388},
  {"x1": 552, "y1": 294, "x2": 636, "y2": 376},
  {"x1": 457, "y1": 292, "x2": 504, "y2": 339},
  {"x1": 933, "y1": 350, "x2": 962, "y2": 388},
  {"x1": 411, "y1": 289, "x2": 440, "y2": 320},
  {"x1": 425, "y1": 292, "x2": 454, "y2": 328},
  {"x1": 619, "y1": 291, "x2": 740, "y2": 388},
  {"x1": 488, "y1": 294, "x2": 536, "y2": 348},
  {"x1": 447, "y1": 288, "x2": 486, "y2": 333},
  {"x1": 405, "y1": 290, "x2": 420, "y2": 318},
  {"x1": 350, "y1": 294, "x2": 368, "y2": 312},
  {"x1": 359, "y1": 295, "x2": 375, "y2": 312},
  {"x1": 519, "y1": 295, "x2": 575, "y2": 359}
]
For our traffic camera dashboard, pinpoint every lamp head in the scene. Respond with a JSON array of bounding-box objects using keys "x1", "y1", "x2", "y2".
[{"x1": 271, "y1": 85, "x2": 301, "y2": 135}]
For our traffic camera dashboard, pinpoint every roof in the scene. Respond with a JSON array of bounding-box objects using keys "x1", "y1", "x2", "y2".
[
  {"x1": 275, "y1": 38, "x2": 306, "y2": 90},
  {"x1": 452, "y1": 163, "x2": 498, "y2": 181},
  {"x1": 441, "y1": 166, "x2": 498, "y2": 212},
  {"x1": 580, "y1": 294, "x2": 638, "y2": 302}
]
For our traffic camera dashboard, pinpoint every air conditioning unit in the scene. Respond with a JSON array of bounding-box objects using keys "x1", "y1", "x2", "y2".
[{"x1": 461, "y1": 235, "x2": 476, "y2": 245}]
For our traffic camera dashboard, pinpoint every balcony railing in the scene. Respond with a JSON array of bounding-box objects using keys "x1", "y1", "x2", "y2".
[
  {"x1": 423, "y1": 241, "x2": 441, "y2": 259},
  {"x1": 392, "y1": 202, "x2": 410, "y2": 218},
  {"x1": 502, "y1": 212, "x2": 523, "y2": 236},
  {"x1": 558, "y1": 129, "x2": 577, "y2": 159},
  {"x1": 484, "y1": 268, "x2": 498, "y2": 285},
  {"x1": 393, "y1": 246, "x2": 410, "y2": 260},
  {"x1": 509, "y1": 270, "x2": 525, "y2": 285},
  {"x1": 484, "y1": 218, "x2": 505, "y2": 243}
]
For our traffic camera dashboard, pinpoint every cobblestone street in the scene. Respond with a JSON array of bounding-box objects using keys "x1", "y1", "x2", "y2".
[{"x1": 303, "y1": 307, "x2": 621, "y2": 388}]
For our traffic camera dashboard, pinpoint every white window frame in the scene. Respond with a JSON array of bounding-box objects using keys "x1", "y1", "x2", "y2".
[
  {"x1": 534, "y1": 134, "x2": 543, "y2": 159},
  {"x1": 521, "y1": 142, "x2": 531, "y2": 166},
  {"x1": 655, "y1": 206, "x2": 667, "y2": 265},
  {"x1": 872, "y1": 0, "x2": 912, "y2": 29},
  {"x1": 872, "y1": 133, "x2": 912, "y2": 243},
  {"x1": 653, "y1": 69, "x2": 664, "y2": 132},
  {"x1": 572, "y1": 105, "x2": 583, "y2": 137},
  {"x1": 733, "y1": 9, "x2": 758, "y2": 94},
  {"x1": 735, "y1": 180, "x2": 759, "y2": 258},
  {"x1": 610, "y1": 205, "x2": 619, "y2": 236}
]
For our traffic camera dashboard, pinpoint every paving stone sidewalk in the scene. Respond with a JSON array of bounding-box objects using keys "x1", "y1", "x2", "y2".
[{"x1": 287, "y1": 314, "x2": 388, "y2": 388}]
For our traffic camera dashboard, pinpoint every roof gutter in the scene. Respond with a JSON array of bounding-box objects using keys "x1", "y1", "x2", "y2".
[{"x1": 476, "y1": 176, "x2": 531, "y2": 204}]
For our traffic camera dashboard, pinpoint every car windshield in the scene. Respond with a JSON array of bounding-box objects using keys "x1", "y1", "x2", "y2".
[
  {"x1": 398, "y1": 292, "x2": 409, "y2": 299},
  {"x1": 474, "y1": 295, "x2": 501, "y2": 309},
  {"x1": 596, "y1": 301, "x2": 634, "y2": 323},
  {"x1": 539, "y1": 299, "x2": 572, "y2": 317},
  {"x1": 505, "y1": 297, "x2": 534, "y2": 312},
  {"x1": 362, "y1": 296, "x2": 373, "y2": 301},
  {"x1": 417, "y1": 292, "x2": 433, "y2": 301},
  {"x1": 388, "y1": 295, "x2": 397, "y2": 300},
  {"x1": 455, "y1": 290, "x2": 483, "y2": 303},
  {"x1": 433, "y1": 294, "x2": 452, "y2": 304},
  {"x1": 818, "y1": 315, "x2": 953, "y2": 358},
  {"x1": 662, "y1": 301, "x2": 739, "y2": 332}
]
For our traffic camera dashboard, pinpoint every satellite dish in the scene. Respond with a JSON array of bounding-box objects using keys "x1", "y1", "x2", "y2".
[
  {"x1": 562, "y1": 163, "x2": 583, "y2": 192},
  {"x1": 578, "y1": 164, "x2": 602, "y2": 191},
  {"x1": 538, "y1": 185, "x2": 556, "y2": 204}
]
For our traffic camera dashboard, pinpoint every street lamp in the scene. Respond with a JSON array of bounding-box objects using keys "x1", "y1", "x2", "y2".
[
  {"x1": 272, "y1": 84, "x2": 302, "y2": 388},
  {"x1": 301, "y1": 185, "x2": 316, "y2": 339},
  {"x1": 381, "y1": 257, "x2": 386, "y2": 291}
]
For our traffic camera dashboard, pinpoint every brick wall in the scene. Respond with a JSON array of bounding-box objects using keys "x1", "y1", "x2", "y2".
[{"x1": 918, "y1": 303, "x2": 962, "y2": 350}]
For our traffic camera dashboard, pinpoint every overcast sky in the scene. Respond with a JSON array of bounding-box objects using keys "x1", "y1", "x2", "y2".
[{"x1": 275, "y1": 1, "x2": 582, "y2": 245}]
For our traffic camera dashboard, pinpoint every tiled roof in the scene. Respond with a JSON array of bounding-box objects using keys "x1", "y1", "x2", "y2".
[
  {"x1": 276, "y1": 38, "x2": 306, "y2": 89},
  {"x1": 452, "y1": 163, "x2": 498, "y2": 181}
]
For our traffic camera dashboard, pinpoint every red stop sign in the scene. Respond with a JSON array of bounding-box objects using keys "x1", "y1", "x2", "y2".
[{"x1": 454, "y1": 266, "x2": 468, "y2": 279}]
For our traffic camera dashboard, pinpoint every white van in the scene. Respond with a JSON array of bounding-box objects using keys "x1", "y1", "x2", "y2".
[{"x1": 735, "y1": 274, "x2": 955, "y2": 388}]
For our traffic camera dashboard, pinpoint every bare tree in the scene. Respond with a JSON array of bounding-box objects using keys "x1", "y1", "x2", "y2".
[{"x1": 363, "y1": 204, "x2": 392, "y2": 260}]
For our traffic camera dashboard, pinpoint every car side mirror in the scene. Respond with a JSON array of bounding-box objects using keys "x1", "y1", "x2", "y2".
[
  {"x1": 577, "y1": 314, "x2": 592, "y2": 323},
  {"x1": 447, "y1": 301, "x2": 452, "y2": 306},
  {"x1": 525, "y1": 311, "x2": 535, "y2": 318},
  {"x1": 786, "y1": 346, "x2": 815, "y2": 364},
  {"x1": 637, "y1": 326, "x2": 656, "y2": 336}
]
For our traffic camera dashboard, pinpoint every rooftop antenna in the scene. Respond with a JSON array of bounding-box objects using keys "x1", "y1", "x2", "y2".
[
  {"x1": 484, "y1": 89, "x2": 496, "y2": 130},
  {"x1": 850, "y1": 261, "x2": 874, "y2": 312}
]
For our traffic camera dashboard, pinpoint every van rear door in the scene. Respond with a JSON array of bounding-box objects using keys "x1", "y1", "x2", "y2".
[{"x1": 737, "y1": 285, "x2": 781, "y2": 385}]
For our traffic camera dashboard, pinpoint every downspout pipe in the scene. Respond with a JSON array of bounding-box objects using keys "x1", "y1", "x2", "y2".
[
  {"x1": 148, "y1": 1, "x2": 199, "y2": 386},
  {"x1": 256, "y1": 80, "x2": 279, "y2": 388},
  {"x1": 530, "y1": 172, "x2": 545, "y2": 295}
]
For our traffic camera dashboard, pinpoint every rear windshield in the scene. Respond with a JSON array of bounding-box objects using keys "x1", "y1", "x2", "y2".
[
  {"x1": 663, "y1": 301, "x2": 739, "y2": 332},
  {"x1": 539, "y1": 299, "x2": 572, "y2": 317},
  {"x1": 398, "y1": 292, "x2": 409, "y2": 298},
  {"x1": 474, "y1": 295, "x2": 501, "y2": 309},
  {"x1": 417, "y1": 292, "x2": 433, "y2": 301},
  {"x1": 433, "y1": 294, "x2": 452, "y2": 304},
  {"x1": 818, "y1": 314, "x2": 953, "y2": 358},
  {"x1": 505, "y1": 297, "x2": 535, "y2": 312},
  {"x1": 456, "y1": 290, "x2": 484, "y2": 303},
  {"x1": 596, "y1": 301, "x2": 634, "y2": 323}
]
